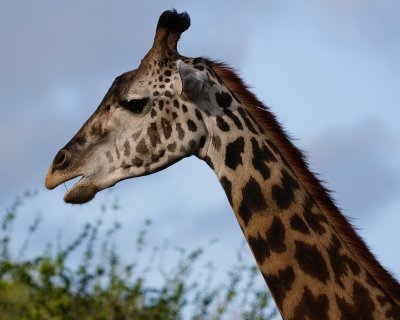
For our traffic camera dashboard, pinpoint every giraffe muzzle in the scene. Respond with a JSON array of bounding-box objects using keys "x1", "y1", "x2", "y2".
[
  {"x1": 45, "y1": 149, "x2": 83, "y2": 190},
  {"x1": 45, "y1": 147, "x2": 101, "y2": 203}
]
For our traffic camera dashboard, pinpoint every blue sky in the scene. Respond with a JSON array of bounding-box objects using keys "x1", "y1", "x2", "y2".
[{"x1": 0, "y1": 0, "x2": 399, "y2": 296}]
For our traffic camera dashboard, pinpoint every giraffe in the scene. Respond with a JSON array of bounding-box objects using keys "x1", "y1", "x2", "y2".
[{"x1": 45, "y1": 10, "x2": 400, "y2": 319}]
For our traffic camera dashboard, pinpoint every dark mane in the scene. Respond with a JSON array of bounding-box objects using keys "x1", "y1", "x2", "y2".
[{"x1": 209, "y1": 59, "x2": 400, "y2": 306}]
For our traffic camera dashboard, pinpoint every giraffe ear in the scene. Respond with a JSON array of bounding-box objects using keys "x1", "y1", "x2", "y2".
[{"x1": 177, "y1": 60, "x2": 205, "y2": 100}]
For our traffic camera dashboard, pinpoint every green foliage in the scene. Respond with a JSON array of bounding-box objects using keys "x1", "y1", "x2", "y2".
[{"x1": 0, "y1": 192, "x2": 277, "y2": 319}]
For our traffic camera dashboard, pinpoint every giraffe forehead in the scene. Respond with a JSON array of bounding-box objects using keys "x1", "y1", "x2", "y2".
[
  {"x1": 126, "y1": 63, "x2": 181, "y2": 99},
  {"x1": 108, "y1": 70, "x2": 139, "y2": 100}
]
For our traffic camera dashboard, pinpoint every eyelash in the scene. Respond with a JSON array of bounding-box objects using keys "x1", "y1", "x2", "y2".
[{"x1": 120, "y1": 98, "x2": 149, "y2": 114}]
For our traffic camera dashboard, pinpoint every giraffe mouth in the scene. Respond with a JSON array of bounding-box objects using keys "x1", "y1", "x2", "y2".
[
  {"x1": 63, "y1": 175, "x2": 98, "y2": 204},
  {"x1": 45, "y1": 169, "x2": 98, "y2": 204}
]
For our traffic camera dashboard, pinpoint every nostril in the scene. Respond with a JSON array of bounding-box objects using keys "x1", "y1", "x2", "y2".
[{"x1": 53, "y1": 150, "x2": 70, "y2": 169}]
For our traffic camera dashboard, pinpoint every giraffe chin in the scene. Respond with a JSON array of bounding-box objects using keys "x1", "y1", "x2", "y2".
[{"x1": 63, "y1": 177, "x2": 98, "y2": 204}]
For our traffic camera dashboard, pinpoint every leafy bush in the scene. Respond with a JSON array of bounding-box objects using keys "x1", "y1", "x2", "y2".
[{"x1": 0, "y1": 192, "x2": 277, "y2": 319}]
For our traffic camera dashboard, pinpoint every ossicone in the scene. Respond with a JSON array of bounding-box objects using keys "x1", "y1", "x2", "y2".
[
  {"x1": 151, "y1": 9, "x2": 191, "y2": 55},
  {"x1": 156, "y1": 9, "x2": 191, "y2": 34}
]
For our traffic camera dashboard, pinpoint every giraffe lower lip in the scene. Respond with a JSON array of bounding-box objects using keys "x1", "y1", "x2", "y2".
[{"x1": 64, "y1": 176, "x2": 98, "y2": 204}]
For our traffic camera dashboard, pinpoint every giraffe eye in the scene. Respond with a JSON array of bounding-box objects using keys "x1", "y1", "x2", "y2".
[{"x1": 120, "y1": 98, "x2": 149, "y2": 114}]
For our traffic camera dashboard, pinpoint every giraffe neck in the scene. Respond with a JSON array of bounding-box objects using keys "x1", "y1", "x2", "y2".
[{"x1": 199, "y1": 105, "x2": 399, "y2": 319}]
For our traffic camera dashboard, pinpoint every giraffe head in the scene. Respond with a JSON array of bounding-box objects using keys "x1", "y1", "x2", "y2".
[{"x1": 45, "y1": 10, "x2": 231, "y2": 203}]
